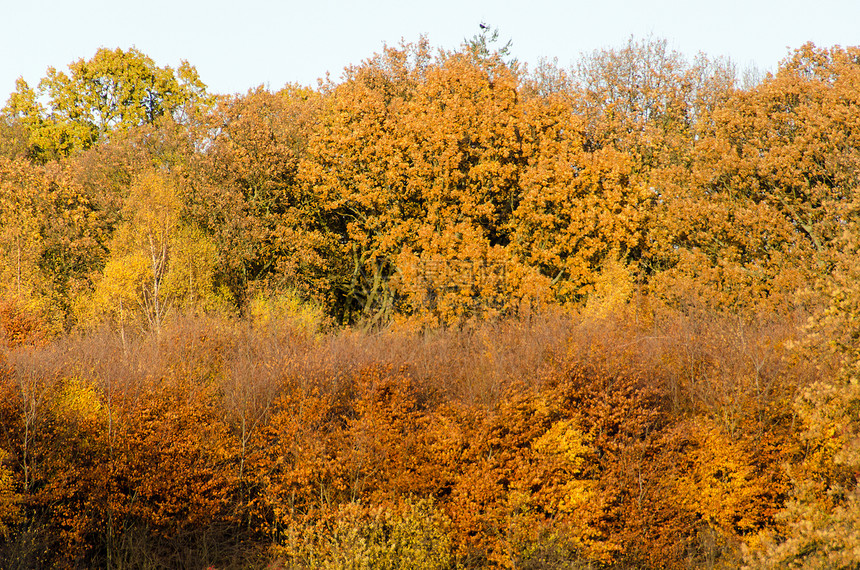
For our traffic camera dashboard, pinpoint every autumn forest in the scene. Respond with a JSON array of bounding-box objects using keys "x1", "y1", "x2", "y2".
[{"x1": 1, "y1": 30, "x2": 859, "y2": 568}]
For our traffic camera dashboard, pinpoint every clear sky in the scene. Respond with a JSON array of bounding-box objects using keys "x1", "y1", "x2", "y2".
[{"x1": 2, "y1": 0, "x2": 859, "y2": 98}]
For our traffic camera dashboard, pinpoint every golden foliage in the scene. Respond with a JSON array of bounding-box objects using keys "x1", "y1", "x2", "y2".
[{"x1": 2, "y1": 36, "x2": 860, "y2": 569}]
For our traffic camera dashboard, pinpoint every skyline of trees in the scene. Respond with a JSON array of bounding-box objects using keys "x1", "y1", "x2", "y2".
[
  {"x1": 4, "y1": 33, "x2": 857, "y2": 331},
  {"x1": 1, "y1": 32, "x2": 859, "y2": 567}
]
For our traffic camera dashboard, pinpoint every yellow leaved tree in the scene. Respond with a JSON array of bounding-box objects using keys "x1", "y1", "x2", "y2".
[{"x1": 88, "y1": 171, "x2": 226, "y2": 337}]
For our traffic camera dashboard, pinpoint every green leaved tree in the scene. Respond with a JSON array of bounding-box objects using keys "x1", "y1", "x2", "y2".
[{"x1": 2, "y1": 47, "x2": 210, "y2": 162}]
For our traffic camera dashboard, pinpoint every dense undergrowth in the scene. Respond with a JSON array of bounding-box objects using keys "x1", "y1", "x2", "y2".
[{"x1": 0, "y1": 296, "x2": 850, "y2": 569}]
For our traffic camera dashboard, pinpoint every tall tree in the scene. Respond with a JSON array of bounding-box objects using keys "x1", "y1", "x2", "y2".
[
  {"x1": 2, "y1": 47, "x2": 210, "y2": 162},
  {"x1": 646, "y1": 43, "x2": 860, "y2": 314},
  {"x1": 89, "y1": 171, "x2": 224, "y2": 336},
  {"x1": 186, "y1": 85, "x2": 329, "y2": 310},
  {"x1": 571, "y1": 36, "x2": 735, "y2": 163},
  {"x1": 695, "y1": 43, "x2": 860, "y2": 256}
]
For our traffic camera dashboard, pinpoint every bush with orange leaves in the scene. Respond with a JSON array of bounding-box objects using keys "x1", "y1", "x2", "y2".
[
  {"x1": 0, "y1": 307, "x2": 816, "y2": 568},
  {"x1": 0, "y1": 297, "x2": 50, "y2": 349}
]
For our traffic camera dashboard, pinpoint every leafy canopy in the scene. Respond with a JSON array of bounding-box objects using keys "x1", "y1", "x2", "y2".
[{"x1": 2, "y1": 47, "x2": 209, "y2": 162}]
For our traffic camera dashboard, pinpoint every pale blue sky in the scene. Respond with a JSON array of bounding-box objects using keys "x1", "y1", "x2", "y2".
[{"x1": 2, "y1": 0, "x2": 858, "y2": 98}]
